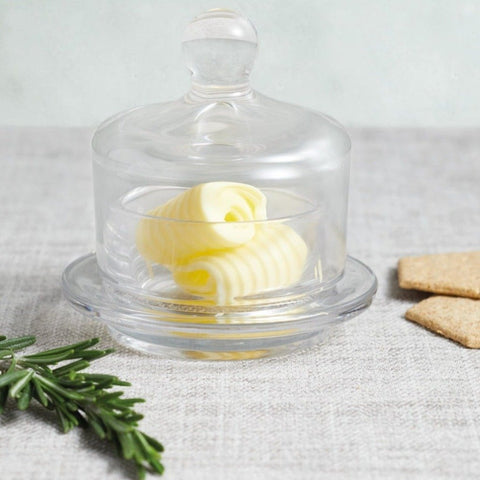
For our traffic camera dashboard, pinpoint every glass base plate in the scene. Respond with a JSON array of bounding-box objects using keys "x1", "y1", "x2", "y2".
[{"x1": 62, "y1": 254, "x2": 377, "y2": 360}]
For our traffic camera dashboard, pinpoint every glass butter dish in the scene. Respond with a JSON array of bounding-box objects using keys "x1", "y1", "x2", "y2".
[{"x1": 62, "y1": 9, "x2": 377, "y2": 360}]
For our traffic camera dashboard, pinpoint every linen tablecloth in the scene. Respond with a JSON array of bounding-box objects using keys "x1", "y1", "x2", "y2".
[{"x1": 1, "y1": 127, "x2": 479, "y2": 479}]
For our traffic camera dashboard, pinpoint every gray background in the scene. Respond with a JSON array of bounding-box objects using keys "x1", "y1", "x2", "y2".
[{"x1": 1, "y1": 0, "x2": 479, "y2": 127}]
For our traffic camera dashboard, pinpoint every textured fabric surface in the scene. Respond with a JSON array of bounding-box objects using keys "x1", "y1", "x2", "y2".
[{"x1": 0, "y1": 127, "x2": 480, "y2": 480}]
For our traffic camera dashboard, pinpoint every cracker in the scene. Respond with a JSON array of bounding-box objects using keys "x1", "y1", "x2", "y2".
[
  {"x1": 406, "y1": 296, "x2": 480, "y2": 348},
  {"x1": 398, "y1": 251, "x2": 480, "y2": 299}
]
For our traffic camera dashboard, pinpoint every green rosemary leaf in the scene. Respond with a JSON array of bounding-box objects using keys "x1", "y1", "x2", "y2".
[
  {"x1": 23, "y1": 349, "x2": 76, "y2": 364},
  {"x1": 70, "y1": 349, "x2": 114, "y2": 361},
  {"x1": 55, "y1": 402, "x2": 81, "y2": 432},
  {"x1": 0, "y1": 369, "x2": 29, "y2": 388},
  {"x1": 80, "y1": 373, "x2": 130, "y2": 387},
  {"x1": 15, "y1": 360, "x2": 49, "y2": 372},
  {"x1": 98, "y1": 391, "x2": 124, "y2": 402},
  {"x1": 101, "y1": 412, "x2": 134, "y2": 433},
  {"x1": 63, "y1": 408, "x2": 79, "y2": 429},
  {"x1": 6, "y1": 356, "x2": 17, "y2": 373},
  {"x1": 32, "y1": 377, "x2": 49, "y2": 407},
  {"x1": 56, "y1": 405, "x2": 73, "y2": 433},
  {"x1": 36, "y1": 376, "x2": 85, "y2": 401},
  {"x1": 118, "y1": 431, "x2": 135, "y2": 460},
  {"x1": 56, "y1": 378, "x2": 93, "y2": 389},
  {"x1": 0, "y1": 336, "x2": 36, "y2": 351},
  {"x1": 118, "y1": 412, "x2": 144, "y2": 423},
  {"x1": 115, "y1": 398, "x2": 146, "y2": 407},
  {"x1": 9, "y1": 369, "x2": 34, "y2": 398},
  {"x1": 17, "y1": 382, "x2": 32, "y2": 410},
  {"x1": 29, "y1": 339, "x2": 99, "y2": 357},
  {"x1": 132, "y1": 431, "x2": 164, "y2": 473},
  {"x1": 144, "y1": 433, "x2": 165, "y2": 453},
  {"x1": 74, "y1": 385, "x2": 97, "y2": 394},
  {"x1": 76, "y1": 375, "x2": 118, "y2": 390},
  {"x1": 80, "y1": 373, "x2": 117, "y2": 382},
  {"x1": 88, "y1": 414, "x2": 107, "y2": 439},
  {"x1": 133, "y1": 430, "x2": 157, "y2": 458},
  {"x1": 65, "y1": 401, "x2": 79, "y2": 412},
  {"x1": 52, "y1": 359, "x2": 90, "y2": 377},
  {"x1": 0, "y1": 349, "x2": 15, "y2": 359},
  {"x1": 149, "y1": 458, "x2": 165, "y2": 475}
]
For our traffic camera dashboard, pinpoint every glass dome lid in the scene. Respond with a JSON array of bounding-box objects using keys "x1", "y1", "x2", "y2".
[{"x1": 92, "y1": 8, "x2": 351, "y2": 181}]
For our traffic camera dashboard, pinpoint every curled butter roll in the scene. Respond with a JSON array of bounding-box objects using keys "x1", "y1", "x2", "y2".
[
  {"x1": 172, "y1": 223, "x2": 308, "y2": 305},
  {"x1": 136, "y1": 182, "x2": 267, "y2": 266}
]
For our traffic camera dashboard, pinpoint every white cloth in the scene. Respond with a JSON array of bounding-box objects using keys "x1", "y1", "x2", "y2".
[{"x1": 1, "y1": 127, "x2": 479, "y2": 479}]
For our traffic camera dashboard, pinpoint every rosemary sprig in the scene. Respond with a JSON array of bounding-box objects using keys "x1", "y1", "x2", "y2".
[{"x1": 0, "y1": 335, "x2": 163, "y2": 479}]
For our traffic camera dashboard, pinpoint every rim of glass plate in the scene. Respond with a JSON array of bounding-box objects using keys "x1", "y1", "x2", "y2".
[{"x1": 62, "y1": 253, "x2": 377, "y2": 331}]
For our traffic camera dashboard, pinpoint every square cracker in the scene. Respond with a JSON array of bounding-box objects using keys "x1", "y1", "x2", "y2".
[
  {"x1": 406, "y1": 296, "x2": 480, "y2": 348},
  {"x1": 398, "y1": 251, "x2": 480, "y2": 299}
]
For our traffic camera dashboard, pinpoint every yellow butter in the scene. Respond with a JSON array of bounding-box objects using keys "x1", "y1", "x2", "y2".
[
  {"x1": 184, "y1": 350, "x2": 270, "y2": 360},
  {"x1": 136, "y1": 182, "x2": 266, "y2": 266},
  {"x1": 172, "y1": 223, "x2": 308, "y2": 305}
]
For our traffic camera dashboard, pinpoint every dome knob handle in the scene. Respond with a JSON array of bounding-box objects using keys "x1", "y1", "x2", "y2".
[{"x1": 182, "y1": 9, "x2": 258, "y2": 99}]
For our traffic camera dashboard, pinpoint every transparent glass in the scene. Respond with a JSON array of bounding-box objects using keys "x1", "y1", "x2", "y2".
[
  {"x1": 93, "y1": 161, "x2": 349, "y2": 308},
  {"x1": 92, "y1": 9, "x2": 351, "y2": 311},
  {"x1": 62, "y1": 9, "x2": 375, "y2": 359}
]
